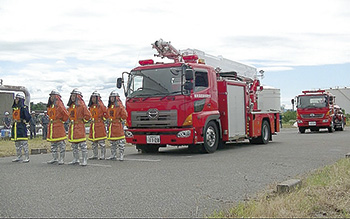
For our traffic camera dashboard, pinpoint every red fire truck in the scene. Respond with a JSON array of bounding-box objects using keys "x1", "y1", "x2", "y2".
[
  {"x1": 117, "y1": 39, "x2": 280, "y2": 153},
  {"x1": 295, "y1": 89, "x2": 345, "y2": 133}
]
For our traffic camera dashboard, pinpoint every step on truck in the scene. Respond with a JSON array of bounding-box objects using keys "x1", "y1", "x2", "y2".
[
  {"x1": 117, "y1": 39, "x2": 280, "y2": 153},
  {"x1": 294, "y1": 89, "x2": 345, "y2": 133}
]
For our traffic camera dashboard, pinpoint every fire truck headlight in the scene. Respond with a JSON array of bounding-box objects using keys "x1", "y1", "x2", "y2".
[
  {"x1": 322, "y1": 119, "x2": 329, "y2": 123},
  {"x1": 297, "y1": 120, "x2": 303, "y2": 123},
  {"x1": 177, "y1": 130, "x2": 191, "y2": 138},
  {"x1": 125, "y1": 131, "x2": 133, "y2": 138}
]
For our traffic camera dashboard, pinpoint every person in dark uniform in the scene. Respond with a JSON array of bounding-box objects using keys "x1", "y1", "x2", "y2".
[{"x1": 41, "y1": 111, "x2": 49, "y2": 140}]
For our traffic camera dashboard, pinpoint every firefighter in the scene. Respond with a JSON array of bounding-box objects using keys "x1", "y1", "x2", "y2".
[
  {"x1": 106, "y1": 91, "x2": 127, "y2": 161},
  {"x1": 11, "y1": 93, "x2": 31, "y2": 163},
  {"x1": 46, "y1": 90, "x2": 69, "y2": 165},
  {"x1": 67, "y1": 88, "x2": 91, "y2": 166},
  {"x1": 88, "y1": 91, "x2": 108, "y2": 160}
]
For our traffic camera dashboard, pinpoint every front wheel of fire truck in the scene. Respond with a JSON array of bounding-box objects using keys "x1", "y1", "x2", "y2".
[
  {"x1": 298, "y1": 127, "x2": 306, "y2": 133},
  {"x1": 328, "y1": 122, "x2": 335, "y2": 133},
  {"x1": 202, "y1": 121, "x2": 219, "y2": 153}
]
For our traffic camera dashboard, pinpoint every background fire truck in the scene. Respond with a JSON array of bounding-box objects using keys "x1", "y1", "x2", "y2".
[
  {"x1": 117, "y1": 39, "x2": 280, "y2": 153},
  {"x1": 294, "y1": 90, "x2": 346, "y2": 133}
]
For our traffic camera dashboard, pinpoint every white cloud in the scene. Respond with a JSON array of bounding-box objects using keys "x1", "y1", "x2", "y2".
[{"x1": 0, "y1": 0, "x2": 349, "y2": 103}]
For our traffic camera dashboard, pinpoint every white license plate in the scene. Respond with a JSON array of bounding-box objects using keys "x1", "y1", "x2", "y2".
[
  {"x1": 146, "y1": 135, "x2": 160, "y2": 144},
  {"x1": 309, "y1": 121, "x2": 316, "y2": 126}
]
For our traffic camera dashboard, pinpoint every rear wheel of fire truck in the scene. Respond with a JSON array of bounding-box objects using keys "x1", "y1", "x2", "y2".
[
  {"x1": 202, "y1": 121, "x2": 219, "y2": 153},
  {"x1": 256, "y1": 120, "x2": 270, "y2": 144},
  {"x1": 298, "y1": 127, "x2": 306, "y2": 133}
]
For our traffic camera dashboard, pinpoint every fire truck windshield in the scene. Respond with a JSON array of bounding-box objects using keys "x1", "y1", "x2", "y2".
[
  {"x1": 127, "y1": 67, "x2": 184, "y2": 98},
  {"x1": 297, "y1": 95, "x2": 328, "y2": 109}
]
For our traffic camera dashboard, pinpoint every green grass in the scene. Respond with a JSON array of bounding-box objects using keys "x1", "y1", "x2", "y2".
[{"x1": 210, "y1": 158, "x2": 350, "y2": 218}]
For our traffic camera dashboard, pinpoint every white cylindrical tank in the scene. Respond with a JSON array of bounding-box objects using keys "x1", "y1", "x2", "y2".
[
  {"x1": 326, "y1": 87, "x2": 350, "y2": 114},
  {"x1": 258, "y1": 86, "x2": 281, "y2": 112}
]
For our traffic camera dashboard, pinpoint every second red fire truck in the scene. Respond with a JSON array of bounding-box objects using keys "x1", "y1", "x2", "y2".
[
  {"x1": 295, "y1": 89, "x2": 346, "y2": 133},
  {"x1": 117, "y1": 39, "x2": 280, "y2": 153}
]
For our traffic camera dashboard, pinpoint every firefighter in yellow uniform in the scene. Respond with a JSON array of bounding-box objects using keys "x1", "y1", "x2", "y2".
[
  {"x1": 106, "y1": 91, "x2": 127, "y2": 161},
  {"x1": 11, "y1": 93, "x2": 31, "y2": 163},
  {"x1": 46, "y1": 90, "x2": 69, "y2": 165},
  {"x1": 88, "y1": 91, "x2": 108, "y2": 160},
  {"x1": 67, "y1": 89, "x2": 91, "y2": 166}
]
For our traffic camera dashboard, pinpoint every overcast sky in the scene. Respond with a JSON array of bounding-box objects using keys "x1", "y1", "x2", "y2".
[{"x1": 0, "y1": 0, "x2": 349, "y2": 109}]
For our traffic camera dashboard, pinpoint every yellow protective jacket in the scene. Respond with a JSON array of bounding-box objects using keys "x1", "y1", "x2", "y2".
[
  {"x1": 88, "y1": 99, "x2": 107, "y2": 142},
  {"x1": 47, "y1": 94, "x2": 69, "y2": 142},
  {"x1": 107, "y1": 101, "x2": 127, "y2": 140},
  {"x1": 67, "y1": 96, "x2": 91, "y2": 143}
]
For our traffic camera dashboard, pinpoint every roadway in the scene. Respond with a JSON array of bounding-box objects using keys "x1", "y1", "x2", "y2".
[{"x1": 0, "y1": 128, "x2": 349, "y2": 217}]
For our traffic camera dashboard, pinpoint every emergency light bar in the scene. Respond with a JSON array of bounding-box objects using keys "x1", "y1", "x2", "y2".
[
  {"x1": 182, "y1": 55, "x2": 198, "y2": 63},
  {"x1": 139, "y1": 59, "x2": 154, "y2": 65}
]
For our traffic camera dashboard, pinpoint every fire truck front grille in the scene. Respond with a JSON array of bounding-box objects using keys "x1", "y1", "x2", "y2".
[
  {"x1": 300, "y1": 114, "x2": 324, "y2": 119},
  {"x1": 131, "y1": 110, "x2": 177, "y2": 128}
]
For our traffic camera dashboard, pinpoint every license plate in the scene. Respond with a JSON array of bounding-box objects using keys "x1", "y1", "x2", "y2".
[
  {"x1": 146, "y1": 135, "x2": 160, "y2": 144},
  {"x1": 309, "y1": 121, "x2": 316, "y2": 126}
]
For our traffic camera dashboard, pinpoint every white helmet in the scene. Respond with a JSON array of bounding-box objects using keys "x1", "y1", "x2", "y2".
[
  {"x1": 91, "y1": 91, "x2": 100, "y2": 97},
  {"x1": 31, "y1": 111, "x2": 35, "y2": 114},
  {"x1": 4, "y1": 111, "x2": 9, "y2": 116},
  {"x1": 109, "y1": 90, "x2": 120, "y2": 97},
  {"x1": 50, "y1": 89, "x2": 61, "y2": 97},
  {"x1": 15, "y1": 93, "x2": 25, "y2": 99},
  {"x1": 71, "y1": 88, "x2": 83, "y2": 97}
]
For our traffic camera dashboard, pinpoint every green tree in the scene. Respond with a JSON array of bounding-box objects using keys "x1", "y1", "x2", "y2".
[{"x1": 282, "y1": 110, "x2": 296, "y2": 124}]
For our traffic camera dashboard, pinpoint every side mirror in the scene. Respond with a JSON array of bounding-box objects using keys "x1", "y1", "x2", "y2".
[
  {"x1": 291, "y1": 99, "x2": 295, "y2": 105},
  {"x1": 184, "y1": 81, "x2": 193, "y2": 91},
  {"x1": 117, "y1": 78, "x2": 123, "y2": 89},
  {"x1": 185, "y1": 69, "x2": 194, "y2": 81}
]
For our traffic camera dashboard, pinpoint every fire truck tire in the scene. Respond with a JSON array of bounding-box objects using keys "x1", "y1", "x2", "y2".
[
  {"x1": 328, "y1": 122, "x2": 334, "y2": 133},
  {"x1": 202, "y1": 121, "x2": 219, "y2": 153},
  {"x1": 340, "y1": 121, "x2": 344, "y2": 131},
  {"x1": 258, "y1": 120, "x2": 270, "y2": 144},
  {"x1": 298, "y1": 127, "x2": 306, "y2": 133}
]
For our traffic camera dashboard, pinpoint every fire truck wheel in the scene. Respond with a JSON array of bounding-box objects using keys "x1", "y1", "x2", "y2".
[
  {"x1": 328, "y1": 122, "x2": 334, "y2": 133},
  {"x1": 298, "y1": 127, "x2": 306, "y2": 133},
  {"x1": 340, "y1": 121, "x2": 344, "y2": 131},
  {"x1": 260, "y1": 120, "x2": 270, "y2": 144},
  {"x1": 203, "y1": 121, "x2": 219, "y2": 153}
]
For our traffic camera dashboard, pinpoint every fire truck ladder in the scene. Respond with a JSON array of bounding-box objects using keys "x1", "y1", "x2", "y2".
[{"x1": 152, "y1": 39, "x2": 181, "y2": 62}]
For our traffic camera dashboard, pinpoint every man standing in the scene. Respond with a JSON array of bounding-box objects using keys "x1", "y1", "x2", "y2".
[
  {"x1": 46, "y1": 90, "x2": 69, "y2": 165},
  {"x1": 41, "y1": 111, "x2": 49, "y2": 140},
  {"x1": 11, "y1": 93, "x2": 31, "y2": 163},
  {"x1": 67, "y1": 88, "x2": 91, "y2": 166},
  {"x1": 3, "y1": 111, "x2": 11, "y2": 129},
  {"x1": 29, "y1": 111, "x2": 36, "y2": 139},
  {"x1": 88, "y1": 91, "x2": 107, "y2": 160},
  {"x1": 106, "y1": 91, "x2": 127, "y2": 161}
]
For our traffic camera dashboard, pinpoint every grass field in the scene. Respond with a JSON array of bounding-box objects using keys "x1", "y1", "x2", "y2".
[{"x1": 211, "y1": 158, "x2": 350, "y2": 218}]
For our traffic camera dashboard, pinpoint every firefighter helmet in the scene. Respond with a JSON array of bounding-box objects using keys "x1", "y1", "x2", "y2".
[
  {"x1": 50, "y1": 89, "x2": 61, "y2": 97},
  {"x1": 91, "y1": 91, "x2": 101, "y2": 97},
  {"x1": 71, "y1": 88, "x2": 83, "y2": 97},
  {"x1": 109, "y1": 90, "x2": 120, "y2": 97},
  {"x1": 4, "y1": 111, "x2": 9, "y2": 116},
  {"x1": 15, "y1": 93, "x2": 25, "y2": 99}
]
